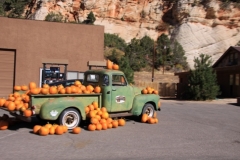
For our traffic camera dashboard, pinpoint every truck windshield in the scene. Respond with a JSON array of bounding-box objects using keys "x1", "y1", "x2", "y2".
[{"x1": 86, "y1": 74, "x2": 99, "y2": 82}]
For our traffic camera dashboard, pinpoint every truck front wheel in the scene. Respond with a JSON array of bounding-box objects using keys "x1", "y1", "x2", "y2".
[
  {"x1": 58, "y1": 108, "x2": 81, "y2": 130},
  {"x1": 142, "y1": 103, "x2": 155, "y2": 117}
]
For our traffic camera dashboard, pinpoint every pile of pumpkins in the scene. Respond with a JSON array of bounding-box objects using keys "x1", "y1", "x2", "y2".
[
  {"x1": 33, "y1": 123, "x2": 81, "y2": 136},
  {"x1": 141, "y1": 86, "x2": 159, "y2": 95},
  {"x1": 141, "y1": 112, "x2": 158, "y2": 124},
  {"x1": 85, "y1": 101, "x2": 126, "y2": 131},
  {"x1": 106, "y1": 59, "x2": 119, "y2": 70}
]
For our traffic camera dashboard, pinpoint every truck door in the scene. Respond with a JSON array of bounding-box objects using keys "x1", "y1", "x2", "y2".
[{"x1": 110, "y1": 74, "x2": 134, "y2": 112}]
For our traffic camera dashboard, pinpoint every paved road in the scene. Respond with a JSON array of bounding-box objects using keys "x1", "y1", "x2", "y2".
[{"x1": 0, "y1": 100, "x2": 240, "y2": 160}]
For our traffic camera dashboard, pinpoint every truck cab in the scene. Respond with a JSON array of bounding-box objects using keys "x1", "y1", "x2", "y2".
[{"x1": 84, "y1": 69, "x2": 160, "y2": 116}]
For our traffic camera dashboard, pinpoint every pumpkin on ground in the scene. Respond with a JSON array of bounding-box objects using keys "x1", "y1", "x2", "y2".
[
  {"x1": 39, "y1": 126, "x2": 49, "y2": 136},
  {"x1": 33, "y1": 125, "x2": 42, "y2": 134},
  {"x1": 118, "y1": 118, "x2": 126, "y2": 126},
  {"x1": 0, "y1": 120, "x2": 9, "y2": 130},
  {"x1": 72, "y1": 127, "x2": 81, "y2": 134},
  {"x1": 24, "y1": 110, "x2": 32, "y2": 117},
  {"x1": 55, "y1": 126, "x2": 64, "y2": 135},
  {"x1": 88, "y1": 124, "x2": 96, "y2": 131},
  {"x1": 141, "y1": 113, "x2": 148, "y2": 123}
]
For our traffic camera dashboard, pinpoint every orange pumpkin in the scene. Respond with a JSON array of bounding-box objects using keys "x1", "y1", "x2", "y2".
[
  {"x1": 99, "y1": 119, "x2": 107, "y2": 124},
  {"x1": 49, "y1": 126, "x2": 55, "y2": 135},
  {"x1": 21, "y1": 85, "x2": 28, "y2": 91},
  {"x1": 107, "y1": 59, "x2": 113, "y2": 69},
  {"x1": 85, "y1": 106, "x2": 90, "y2": 113},
  {"x1": 101, "y1": 123, "x2": 108, "y2": 130},
  {"x1": 94, "y1": 86, "x2": 101, "y2": 93},
  {"x1": 41, "y1": 88, "x2": 49, "y2": 95},
  {"x1": 88, "y1": 104, "x2": 94, "y2": 111},
  {"x1": 7, "y1": 102, "x2": 16, "y2": 111},
  {"x1": 96, "y1": 123, "x2": 102, "y2": 131},
  {"x1": 118, "y1": 118, "x2": 126, "y2": 126},
  {"x1": 88, "y1": 124, "x2": 96, "y2": 131},
  {"x1": 30, "y1": 88, "x2": 40, "y2": 95},
  {"x1": 101, "y1": 107, "x2": 107, "y2": 112},
  {"x1": 153, "y1": 112, "x2": 157, "y2": 118},
  {"x1": 14, "y1": 85, "x2": 21, "y2": 91},
  {"x1": 74, "y1": 80, "x2": 82, "y2": 86},
  {"x1": 39, "y1": 126, "x2": 49, "y2": 136},
  {"x1": 112, "y1": 64, "x2": 119, "y2": 70},
  {"x1": 29, "y1": 82, "x2": 37, "y2": 90},
  {"x1": 0, "y1": 120, "x2": 9, "y2": 130},
  {"x1": 33, "y1": 125, "x2": 42, "y2": 134},
  {"x1": 24, "y1": 109, "x2": 32, "y2": 117},
  {"x1": 101, "y1": 111, "x2": 109, "y2": 119},
  {"x1": 107, "y1": 123, "x2": 113, "y2": 129},
  {"x1": 49, "y1": 86, "x2": 58, "y2": 94},
  {"x1": 62, "y1": 125, "x2": 68, "y2": 133},
  {"x1": 142, "y1": 89, "x2": 148, "y2": 94},
  {"x1": 147, "y1": 118, "x2": 155, "y2": 124},
  {"x1": 141, "y1": 113, "x2": 148, "y2": 123},
  {"x1": 92, "y1": 101, "x2": 98, "y2": 109},
  {"x1": 89, "y1": 110, "x2": 96, "y2": 118},
  {"x1": 90, "y1": 117, "x2": 99, "y2": 125},
  {"x1": 154, "y1": 118, "x2": 158, "y2": 123},
  {"x1": 59, "y1": 88, "x2": 66, "y2": 94},
  {"x1": 65, "y1": 87, "x2": 72, "y2": 94},
  {"x1": 112, "y1": 120, "x2": 118, "y2": 128},
  {"x1": 42, "y1": 84, "x2": 50, "y2": 89},
  {"x1": 72, "y1": 127, "x2": 81, "y2": 134},
  {"x1": 45, "y1": 123, "x2": 52, "y2": 129},
  {"x1": 106, "y1": 117, "x2": 113, "y2": 124},
  {"x1": 153, "y1": 90, "x2": 159, "y2": 95},
  {"x1": 55, "y1": 126, "x2": 64, "y2": 135},
  {"x1": 86, "y1": 85, "x2": 94, "y2": 92},
  {"x1": 0, "y1": 98, "x2": 6, "y2": 107}
]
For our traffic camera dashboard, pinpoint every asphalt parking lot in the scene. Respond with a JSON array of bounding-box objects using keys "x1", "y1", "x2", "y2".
[{"x1": 0, "y1": 99, "x2": 240, "y2": 160}]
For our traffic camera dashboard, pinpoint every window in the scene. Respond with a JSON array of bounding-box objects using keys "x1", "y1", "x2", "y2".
[
  {"x1": 236, "y1": 74, "x2": 239, "y2": 86},
  {"x1": 103, "y1": 74, "x2": 109, "y2": 86},
  {"x1": 86, "y1": 74, "x2": 99, "y2": 82},
  {"x1": 112, "y1": 75, "x2": 127, "y2": 86},
  {"x1": 230, "y1": 74, "x2": 233, "y2": 85}
]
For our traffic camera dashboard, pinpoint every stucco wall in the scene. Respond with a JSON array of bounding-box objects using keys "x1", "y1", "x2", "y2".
[{"x1": 0, "y1": 17, "x2": 104, "y2": 86}]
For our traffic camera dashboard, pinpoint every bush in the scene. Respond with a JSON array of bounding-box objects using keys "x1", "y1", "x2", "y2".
[{"x1": 45, "y1": 12, "x2": 63, "y2": 22}]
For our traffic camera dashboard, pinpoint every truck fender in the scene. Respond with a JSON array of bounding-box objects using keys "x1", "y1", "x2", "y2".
[
  {"x1": 131, "y1": 94, "x2": 159, "y2": 116},
  {"x1": 39, "y1": 97, "x2": 86, "y2": 121}
]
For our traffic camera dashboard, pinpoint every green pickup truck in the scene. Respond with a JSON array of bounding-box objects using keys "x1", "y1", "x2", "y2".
[{"x1": 12, "y1": 69, "x2": 161, "y2": 129}]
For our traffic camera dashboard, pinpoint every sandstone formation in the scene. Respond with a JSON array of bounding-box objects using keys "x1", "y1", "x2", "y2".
[{"x1": 29, "y1": 0, "x2": 240, "y2": 68}]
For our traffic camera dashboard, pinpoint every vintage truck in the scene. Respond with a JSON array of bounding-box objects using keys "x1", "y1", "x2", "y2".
[{"x1": 9, "y1": 69, "x2": 161, "y2": 129}]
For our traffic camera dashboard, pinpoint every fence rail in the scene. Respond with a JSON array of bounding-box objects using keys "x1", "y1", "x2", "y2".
[{"x1": 134, "y1": 81, "x2": 177, "y2": 97}]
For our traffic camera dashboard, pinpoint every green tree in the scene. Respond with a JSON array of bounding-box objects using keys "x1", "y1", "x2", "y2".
[
  {"x1": 45, "y1": 12, "x2": 63, "y2": 22},
  {"x1": 104, "y1": 33, "x2": 127, "y2": 51},
  {"x1": 0, "y1": 0, "x2": 31, "y2": 18},
  {"x1": 170, "y1": 40, "x2": 189, "y2": 71},
  {"x1": 155, "y1": 34, "x2": 171, "y2": 70},
  {"x1": 83, "y1": 11, "x2": 96, "y2": 24},
  {"x1": 186, "y1": 54, "x2": 220, "y2": 100}
]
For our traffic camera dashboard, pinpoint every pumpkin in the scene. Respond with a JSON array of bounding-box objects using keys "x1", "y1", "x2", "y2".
[
  {"x1": 20, "y1": 107, "x2": 26, "y2": 112},
  {"x1": 97, "y1": 110, "x2": 103, "y2": 116},
  {"x1": 0, "y1": 120, "x2": 9, "y2": 130},
  {"x1": 89, "y1": 110, "x2": 96, "y2": 118},
  {"x1": 101, "y1": 111, "x2": 109, "y2": 119},
  {"x1": 65, "y1": 87, "x2": 72, "y2": 94},
  {"x1": 41, "y1": 88, "x2": 49, "y2": 95},
  {"x1": 88, "y1": 124, "x2": 96, "y2": 131},
  {"x1": 80, "y1": 85, "x2": 86, "y2": 91},
  {"x1": 96, "y1": 123, "x2": 102, "y2": 131},
  {"x1": 153, "y1": 112, "x2": 157, "y2": 118},
  {"x1": 107, "y1": 59, "x2": 113, "y2": 69},
  {"x1": 4, "y1": 100, "x2": 10, "y2": 108},
  {"x1": 153, "y1": 90, "x2": 159, "y2": 95},
  {"x1": 83, "y1": 90, "x2": 91, "y2": 94},
  {"x1": 59, "y1": 88, "x2": 66, "y2": 94},
  {"x1": 15, "y1": 103, "x2": 23, "y2": 110},
  {"x1": 71, "y1": 86, "x2": 78, "y2": 93},
  {"x1": 49, "y1": 126, "x2": 55, "y2": 135},
  {"x1": 42, "y1": 84, "x2": 49, "y2": 89},
  {"x1": 7, "y1": 102, "x2": 16, "y2": 111},
  {"x1": 142, "y1": 89, "x2": 148, "y2": 94},
  {"x1": 24, "y1": 102, "x2": 29, "y2": 109},
  {"x1": 90, "y1": 117, "x2": 99, "y2": 125},
  {"x1": 39, "y1": 126, "x2": 49, "y2": 136},
  {"x1": 0, "y1": 98, "x2": 6, "y2": 107},
  {"x1": 62, "y1": 125, "x2": 68, "y2": 133},
  {"x1": 92, "y1": 101, "x2": 98, "y2": 109},
  {"x1": 30, "y1": 88, "x2": 40, "y2": 95},
  {"x1": 112, "y1": 64, "x2": 119, "y2": 70},
  {"x1": 8, "y1": 96, "x2": 15, "y2": 102},
  {"x1": 14, "y1": 85, "x2": 21, "y2": 91},
  {"x1": 99, "y1": 118, "x2": 107, "y2": 124},
  {"x1": 154, "y1": 118, "x2": 158, "y2": 123},
  {"x1": 94, "y1": 86, "x2": 101, "y2": 93},
  {"x1": 24, "y1": 109, "x2": 32, "y2": 117},
  {"x1": 45, "y1": 123, "x2": 52, "y2": 129},
  {"x1": 94, "y1": 115, "x2": 101, "y2": 121},
  {"x1": 118, "y1": 118, "x2": 126, "y2": 126},
  {"x1": 107, "y1": 123, "x2": 113, "y2": 129},
  {"x1": 57, "y1": 84, "x2": 64, "y2": 91},
  {"x1": 101, "y1": 123, "x2": 108, "y2": 130},
  {"x1": 86, "y1": 85, "x2": 94, "y2": 92},
  {"x1": 21, "y1": 85, "x2": 28, "y2": 91},
  {"x1": 52, "y1": 124, "x2": 59, "y2": 129},
  {"x1": 49, "y1": 86, "x2": 58, "y2": 94},
  {"x1": 55, "y1": 126, "x2": 64, "y2": 135},
  {"x1": 72, "y1": 127, "x2": 81, "y2": 134},
  {"x1": 29, "y1": 82, "x2": 37, "y2": 90},
  {"x1": 33, "y1": 125, "x2": 42, "y2": 134},
  {"x1": 112, "y1": 120, "x2": 118, "y2": 128},
  {"x1": 106, "y1": 117, "x2": 113, "y2": 124},
  {"x1": 147, "y1": 118, "x2": 155, "y2": 124},
  {"x1": 101, "y1": 107, "x2": 107, "y2": 112},
  {"x1": 13, "y1": 92, "x2": 20, "y2": 98},
  {"x1": 141, "y1": 113, "x2": 148, "y2": 123},
  {"x1": 74, "y1": 80, "x2": 81, "y2": 86},
  {"x1": 88, "y1": 104, "x2": 94, "y2": 111},
  {"x1": 85, "y1": 106, "x2": 90, "y2": 113}
]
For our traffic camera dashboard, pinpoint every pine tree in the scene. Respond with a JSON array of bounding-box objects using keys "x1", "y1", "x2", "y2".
[{"x1": 186, "y1": 54, "x2": 220, "y2": 100}]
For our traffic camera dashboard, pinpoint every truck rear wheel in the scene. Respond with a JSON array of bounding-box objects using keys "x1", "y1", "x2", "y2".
[
  {"x1": 142, "y1": 103, "x2": 155, "y2": 117},
  {"x1": 58, "y1": 108, "x2": 81, "y2": 130}
]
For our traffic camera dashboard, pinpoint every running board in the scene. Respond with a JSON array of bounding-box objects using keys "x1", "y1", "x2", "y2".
[{"x1": 109, "y1": 112, "x2": 133, "y2": 118}]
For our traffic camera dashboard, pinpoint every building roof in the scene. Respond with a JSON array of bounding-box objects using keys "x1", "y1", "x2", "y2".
[{"x1": 212, "y1": 46, "x2": 240, "y2": 68}]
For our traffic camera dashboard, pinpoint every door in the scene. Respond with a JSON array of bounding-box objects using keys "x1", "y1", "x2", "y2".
[
  {"x1": 0, "y1": 49, "x2": 15, "y2": 98},
  {"x1": 110, "y1": 74, "x2": 134, "y2": 112}
]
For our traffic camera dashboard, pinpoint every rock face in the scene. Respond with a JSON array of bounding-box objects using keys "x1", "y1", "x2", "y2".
[{"x1": 30, "y1": 0, "x2": 240, "y2": 68}]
